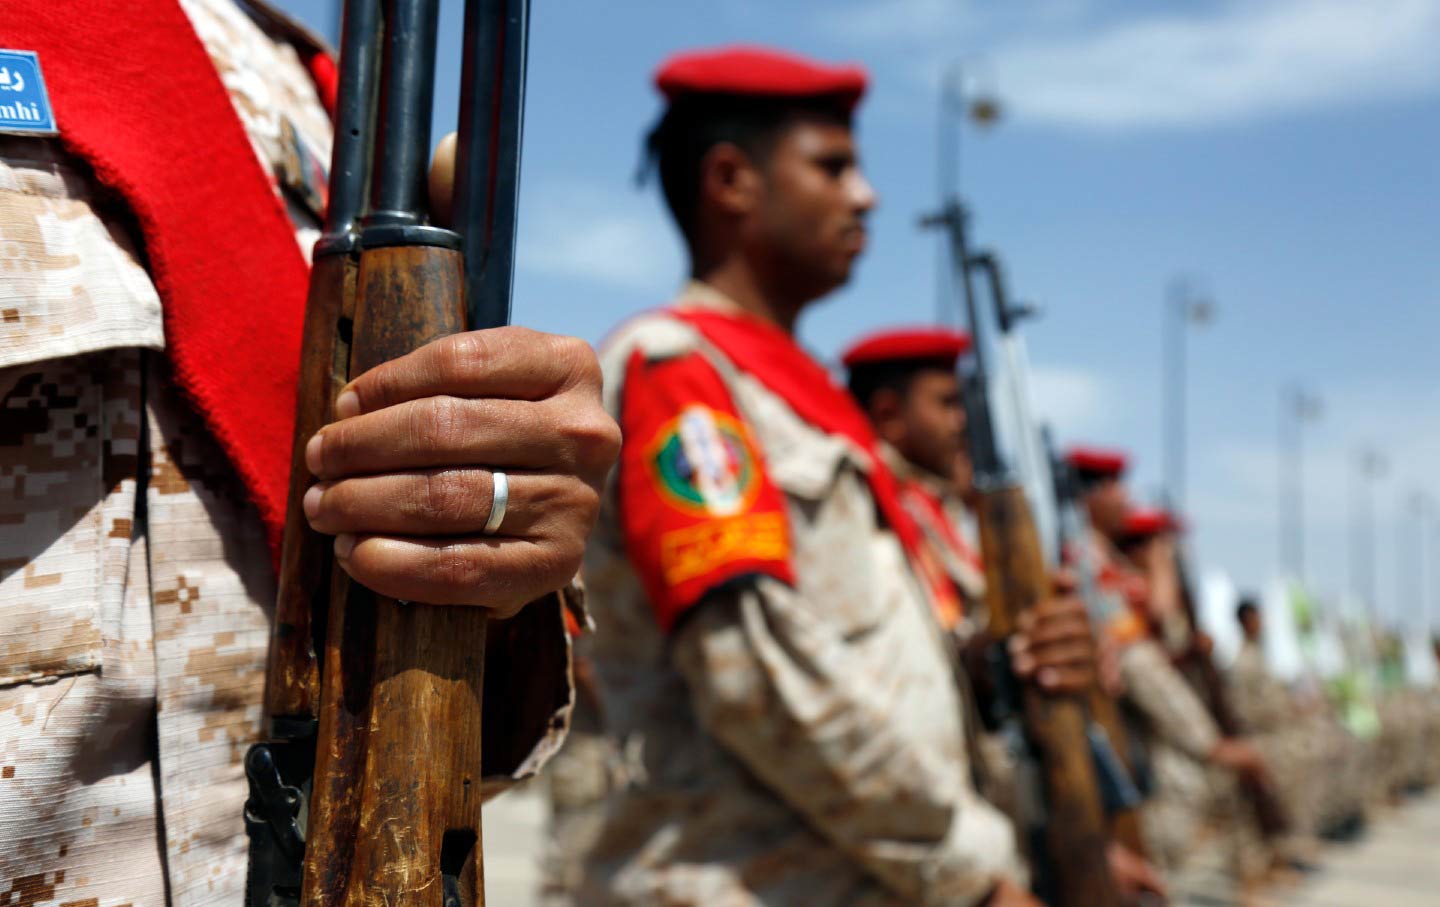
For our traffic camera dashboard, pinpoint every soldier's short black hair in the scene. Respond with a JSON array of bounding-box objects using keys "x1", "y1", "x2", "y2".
[
  {"x1": 846, "y1": 357, "x2": 954, "y2": 414},
  {"x1": 1236, "y1": 597, "x2": 1260, "y2": 624},
  {"x1": 641, "y1": 94, "x2": 853, "y2": 242}
]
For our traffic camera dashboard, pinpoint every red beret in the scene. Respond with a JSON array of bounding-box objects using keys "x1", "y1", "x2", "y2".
[
  {"x1": 841, "y1": 327, "x2": 972, "y2": 371},
  {"x1": 1121, "y1": 508, "x2": 1185, "y2": 539},
  {"x1": 655, "y1": 45, "x2": 868, "y2": 112},
  {"x1": 1065, "y1": 446, "x2": 1129, "y2": 479}
]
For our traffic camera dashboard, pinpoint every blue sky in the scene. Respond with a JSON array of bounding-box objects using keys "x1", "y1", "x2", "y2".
[{"x1": 277, "y1": 0, "x2": 1440, "y2": 630}]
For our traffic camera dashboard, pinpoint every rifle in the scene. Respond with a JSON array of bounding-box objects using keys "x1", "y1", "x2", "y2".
[
  {"x1": 921, "y1": 200, "x2": 1120, "y2": 907},
  {"x1": 244, "y1": 1, "x2": 531, "y2": 905},
  {"x1": 966, "y1": 249, "x2": 1148, "y2": 860},
  {"x1": 1044, "y1": 429, "x2": 1149, "y2": 858},
  {"x1": 1172, "y1": 547, "x2": 1290, "y2": 839}
]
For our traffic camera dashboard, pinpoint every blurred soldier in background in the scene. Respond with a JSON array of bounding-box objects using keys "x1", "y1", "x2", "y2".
[
  {"x1": 842, "y1": 327, "x2": 1169, "y2": 904},
  {"x1": 1230, "y1": 599, "x2": 1324, "y2": 865},
  {"x1": 1068, "y1": 452, "x2": 1275, "y2": 900},
  {"x1": 1, "y1": 2, "x2": 618, "y2": 904}
]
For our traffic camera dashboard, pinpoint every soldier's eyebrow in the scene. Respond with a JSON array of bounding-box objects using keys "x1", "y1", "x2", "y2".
[{"x1": 813, "y1": 148, "x2": 856, "y2": 176}]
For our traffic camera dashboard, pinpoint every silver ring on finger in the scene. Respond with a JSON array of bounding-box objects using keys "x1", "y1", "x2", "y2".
[{"x1": 483, "y1": 471, "x2": 509, "y2": 535}]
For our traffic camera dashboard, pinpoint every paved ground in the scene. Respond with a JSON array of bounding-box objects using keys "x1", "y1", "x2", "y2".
[
  {"x1": 483, "y1": 784, "x2": 1440, "y2": 906},
  {"x1": 483, "y1": 782, "x2": 549, "y2": 906},
  {"x1": 1173, "y1": 791, "x2": 1440, "y2": 907}
]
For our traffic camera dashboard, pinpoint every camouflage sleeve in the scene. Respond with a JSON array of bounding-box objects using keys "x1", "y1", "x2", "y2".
[
  {"x1": 478, "y1": 586, "x2": 581, "y2": 800},
  {"x1": 1121, "y1": 639, "x2": 1220, "y2": 761},
  {"x1": 674, "y1": 577, "x2": 1023, "y2": 907}
]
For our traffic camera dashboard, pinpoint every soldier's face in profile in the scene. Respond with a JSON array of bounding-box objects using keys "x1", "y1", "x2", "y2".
[
  {"x1": 1087, "y1": 478, "x2": 1130, "y2": 536},
  {"x1": 750, "y1": 118, "x2": 877, "y2": 300},
  {"x1": 896, "y1": 368, "x2": 966, "y2": 479}
]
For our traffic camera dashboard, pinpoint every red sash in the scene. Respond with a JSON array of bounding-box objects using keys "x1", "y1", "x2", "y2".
[
  {"x1": 9, "y1": 0, "x2": 316, "y2": 560},
  {"x1": 673, "y1": 308, "x2": 956, "y2": 612}
]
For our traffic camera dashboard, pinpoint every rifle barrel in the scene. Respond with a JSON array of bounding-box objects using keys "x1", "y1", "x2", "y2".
[{"x1": 454, "y1": 0, "x2": 530, "y2": 328}]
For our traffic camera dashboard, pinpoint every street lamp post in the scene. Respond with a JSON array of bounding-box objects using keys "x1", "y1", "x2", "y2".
[
  {"x1": 1163, "y1": 277, "x2": 1215, "y2": 511},
  {"x1": 933, "y1": 61, "x2": 1000, "y2": 326},
  {"x1": 1405, "y1": 492, "x2": 1434, "y2": 633},
  {"x1": 1278, "y1": 386, "x2": 1323, "y2": 580},
  {"x1": 1351, "y1": 448, "x2": 1389, "y2": 623}
]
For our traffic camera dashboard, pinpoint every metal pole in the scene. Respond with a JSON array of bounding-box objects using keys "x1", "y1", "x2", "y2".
[
  {"x1": 936, "y1": 64, "x2": 961, "y2": 325},
  {"x1": 1278, "y1": 390, "x2": 1294, "y2": 577},
  {"x1": 1164, "y1": 282, "x2": 1185, "y2": 510},
  {"x1": 1293, "y1": 401, "x2": 1305, "y2": 579},
  {"x1": 1353, "y1": 450, "x2": 1386, "y2": 624}
]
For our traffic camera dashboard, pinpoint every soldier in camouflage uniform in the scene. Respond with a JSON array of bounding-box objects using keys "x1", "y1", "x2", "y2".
[
  {"x1": 1068, "y1": 454, "x2": 1274, "y2": 896},
  {"x1": 1, "y1": 3, "x2": 619, "y2": 906},
  {"x1": 840, "y1": 327, "x2": 1170, "y2": 905},
  {"x1": 579, "y1": 47, "x2": 1108, "y2": 907},
  {"x1": 1230, "y1": 598, "x2": 1325, "y2": 860}
]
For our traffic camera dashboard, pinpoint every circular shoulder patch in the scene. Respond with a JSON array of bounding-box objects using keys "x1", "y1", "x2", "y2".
[{"x1": 646, "y1": 404, "x2": 761, "y2": 517}]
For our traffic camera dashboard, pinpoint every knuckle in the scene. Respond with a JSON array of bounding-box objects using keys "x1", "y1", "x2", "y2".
[
  {"x1": 561, "y1": 410, "x2": 623, "y2": 475},
  {"x1": 416, "y1": 470, "x2": 479, "y2": 526},
  {"x1": 359, "y1": 359, "x2": 402, "y2": 412},
  {"x1": 430, "y1": 544, "x2": 483, "y2": 600},
  {"x1": 435, "y1": 332, "x2": 484, "y2": 384},
  {"x1": 413, "y1": 395, "x2": 465, "y2": 452}
]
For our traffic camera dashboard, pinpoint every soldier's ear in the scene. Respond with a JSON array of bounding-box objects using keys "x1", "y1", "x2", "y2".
[
  {"x1": 700, "y1": 142, "x2": 761, "y2": 219},
  {"x1": 869, "y1": 387, "x2": 906, "y2": 446}
]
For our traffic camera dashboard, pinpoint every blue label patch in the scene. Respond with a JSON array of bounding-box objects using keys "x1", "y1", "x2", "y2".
[{"x1": 0, "y1": 50, "x2": 57, "y2": 136}]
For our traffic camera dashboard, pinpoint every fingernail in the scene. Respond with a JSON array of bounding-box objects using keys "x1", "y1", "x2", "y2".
[
  {"x1": 334, "y1": 533, "x2": 355, "y2": 560},
  {"x1": 1039, "y1": 669, "x2": 1057, "y2": 688},
  {"x1": 306, "y1": 431, "x2": 324, "y2": 474},
  {"x1": 303, "y1": 484, "x2": 324, "y2": 521},
  {"x1": 1008, "y1": 636, "x2": 1023, "y2": 655},
  {"x1": 335, "y1": 389, "x2": 360, "y2": 420}
]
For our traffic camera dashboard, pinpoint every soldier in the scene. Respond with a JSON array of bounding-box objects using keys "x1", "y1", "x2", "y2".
[
  {"x1": 1068, "y1": 453, "x2": 1272, "y2": 896},
  {"x1": 1230, "y1": 599, "x2": 1324, "y2": 863},
  {"x1": 580, "y1": 47, "x2": 1103, "y2": 907},
  {"x1": 841, "y1": 326, "x2": 1170, "y2": 904},
  {"x1": 1, "y1": 3, "x2": 619, "y2": 905}
]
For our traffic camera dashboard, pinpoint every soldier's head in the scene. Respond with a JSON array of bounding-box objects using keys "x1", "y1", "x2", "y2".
[
  {"x1": 843, "y1": 328, "x2": 970, "y2": 481},
  {"x1": 1066, "y1": 446, "x2": 1131, "y2": 537},
  {"x1": 1115, "y1": 508, "x2": 1182, "y2": 569},
  {"x1": 1237, "y1": 597, "x2": 1263, "y2": 641},
  {"x1": 645, "y1": 47, "x2": 876, "y2": 313}
]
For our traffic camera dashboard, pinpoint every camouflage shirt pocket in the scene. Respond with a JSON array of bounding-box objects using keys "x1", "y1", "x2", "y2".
[{"x1": 0, "y1": 352, "x2": 142, "y2": 685}]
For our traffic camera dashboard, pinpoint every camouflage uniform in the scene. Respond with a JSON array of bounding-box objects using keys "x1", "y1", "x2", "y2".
[
  {"x1": 0, "y1": 5, "x2": 571, "y2": 906},
  {"x1": 1229, "y1": 639, "x2": 1325, "y2": 848},
  {"x1": 1085, "y1": 533, "x2": 1263, "y2": 879},
  {"x1": 578, "y1": 285, "x2": 1025, "y2": 907},
  {"x1": 539, "y1": 631, "x2": 625, "y2": 907},
  {"x1": 878, "y1": 444, "x2": 1021, "y2": 826}
]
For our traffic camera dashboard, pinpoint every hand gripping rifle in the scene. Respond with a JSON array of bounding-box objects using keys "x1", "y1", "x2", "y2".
[
  {"x1": 920, "y1": 201, "x2": 1120, "y2": 907},
  {"x1": 244, "y1": 1, "x2": 530, "y2": 905}
]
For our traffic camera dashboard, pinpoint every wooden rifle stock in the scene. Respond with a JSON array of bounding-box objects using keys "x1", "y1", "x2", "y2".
[
  {"x1": 976, "y1": 485, "x2": 1121, "y2": 907},
  {"x1": 1085, "y1": 687, "x2": 1148, "y2": 856},
  {"x1": 924, "y1": 200, "x2": 1120, "y2": 906},
  {"x1": 302, "y1": 245, "x2": 485, "y2": 907},
  {"x1": 246, "y1": 0, "x2": 530, "y2": 904}
]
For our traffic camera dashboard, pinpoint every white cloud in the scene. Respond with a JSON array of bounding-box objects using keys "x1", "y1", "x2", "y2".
[
  {"x1": 518, "y1": 181, "x2": 682, "y2": 292},
  {"x1": 1027, "y1": 362, "x2": 1112, "y2": 438},
  {"x1": 827, "y1": 0, "x2": 1440, "y2": 130},
  {"x1": 824, "y1": 0, "x2": 979, "y2": 46},
  {"x1": 995, "y1": 0, "x2": 1440, "y2": 129}
]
